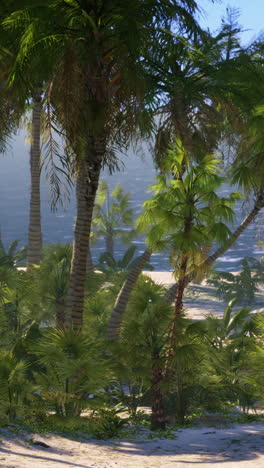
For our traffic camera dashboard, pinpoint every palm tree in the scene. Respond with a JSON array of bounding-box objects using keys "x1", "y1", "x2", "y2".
[
  {"x1": 108, "y1": 248, "x2": 152, "y2": 339},
  {"x1": 0, "y1": 4, "x2": 25, "y2": 152},
  {"x1": 165, "y1": 190, "x2": 264, "y2": 303},
  {"x1": 0, "y1": 3, "x2": 46, "y2": 267},
  {"x1": 138, "y1": 141, "x2": 240, "y2": 362},
  {"x1": 5, "y1": 1, "x2": 225, "y2": 330},
  {"x1": 91, "y1": 180, "x2": 136, "y2": 257},
  {"x1": 108, "y1": 20, "x2": 264, "y2": 338},
  {"x1": 120, "y1": 276, "x2": 205, "y2": 429},
  {"x1": 120, "y1": 278, "x2": 172, "y2": 430},
  {"x1": 6, "y1": 0, "x2": 203, "y2": 330},
  {"x1": 27, "y1": 88, "x2": 43, "y2": 266}
]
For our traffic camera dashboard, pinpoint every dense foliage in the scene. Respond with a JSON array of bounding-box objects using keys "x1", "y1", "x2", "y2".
[{"x1": 0, "y1": 1, "x2": 264, "y2": 438}]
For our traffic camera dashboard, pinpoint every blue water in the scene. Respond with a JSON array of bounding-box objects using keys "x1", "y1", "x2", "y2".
[{"x1": 0, "y1": 132, "x2": 263, "y2": 271}]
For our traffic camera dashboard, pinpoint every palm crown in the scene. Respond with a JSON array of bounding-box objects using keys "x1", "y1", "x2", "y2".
[{"x1": 138, "y1": 139, "x2": 241, "y2": 275}]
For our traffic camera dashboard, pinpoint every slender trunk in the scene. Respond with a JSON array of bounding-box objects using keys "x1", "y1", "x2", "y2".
[
  {"x1": 107, "y1": 248, "x2": 152, "y2": 340},
  {"x1": 66, "y1": 137, "x2": 105, "y2": 330},
  {"x1": 27, "y1": 90, "x2": 43, "y2": 266},
  {"x1": 165, "y1": 194, "x2": 264, "y2": 304},
  {"x1": 105, "y1": 234, "x2": 114, "y2": 256},
  {"x1": 164, "y1": 254, "x2": 189, "y2": 380},
  {"x1": 174, "y1": 255, "x2": 188, "y2": 317},
  {"x1": 204, "y1": 193, "x2": 264, "y2": 266},
  {"x1": 151, "y1": 351, "x2": 166, "y2": 431},
  {"x1": 55, "y1": 300, "x2": 65, "y2": 328}
]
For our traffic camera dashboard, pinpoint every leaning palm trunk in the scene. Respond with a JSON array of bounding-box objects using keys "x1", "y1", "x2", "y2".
[
  {"x1": 107, "y1": 248, "x2": 152, "y2": 340},
  {"x1": 109, "y1": 191, "x2": 264, "y2": 340},
  {"x1": 27, "y1": 90, "x2": 43, "y2": 266},
  {"x1": 165, "y1": 191, "x2": 264, "y2": 303},
  {"x1": 66, "y1": 140, "x2": 104, "y2": 330}
]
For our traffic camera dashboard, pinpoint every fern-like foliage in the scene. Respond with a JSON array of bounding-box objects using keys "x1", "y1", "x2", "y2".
[{"x1": 208, "y1": 257, "x2": 264, "y2": 304}]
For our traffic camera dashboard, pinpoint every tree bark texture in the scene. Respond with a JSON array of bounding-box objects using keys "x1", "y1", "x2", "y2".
[
  {"x1": 105, "y1": 233, "x2": 114, "y2": 256},
  {"x1": 150, "y1": 351, "x2": 166, "y2": 431},
  {"x1": 66, "y1": 137, "x2": 105, "y2": 330},
  {"x1": 107, "y1": 248, "x2": 152, "y2": 340},
  {"x1": 86, "y1": 246, "x2": 94, "y2": 274},
  {"x1": 55, "y1": 300, "x2": 65, "y2": 328},
  {"x1": 27, "y1": 90, "x2": 43, "y2": 266}
]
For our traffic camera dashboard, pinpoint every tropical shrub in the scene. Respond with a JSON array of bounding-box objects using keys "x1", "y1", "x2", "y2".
[
  {"x1": 31, "y1": 328, "x2": 108, "y2": 417},
  {"x1": 201, "y1": 301, "x2": 260, "y2": 412},
  {"x1": 97, "y1": 245, "x2": 153, "y2": 273},
  {"x1": 90, "y1": 405, "x2": 129, "y2": 439},
  {"x1": 0, "y1": 351, "x2": 34, "y2": 420},
  {"x1": 118, "y1": 278, "x2": 206, "y2": 427},
  {"x1": 0, "y1": 268, "x2": 43, "y2": 349},
  {"x1": 208, "y1": 257, "x2": 264, "y2": 304}
]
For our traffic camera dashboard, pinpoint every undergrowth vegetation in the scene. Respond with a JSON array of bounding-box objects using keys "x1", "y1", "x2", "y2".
[{"x1": 0, "y1": 242, "x2": 263, "y2": 438}]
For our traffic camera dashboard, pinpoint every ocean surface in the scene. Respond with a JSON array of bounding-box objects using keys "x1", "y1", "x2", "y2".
[{"x1": 0, "y1": 132, "x2": 263, "y2": 272}]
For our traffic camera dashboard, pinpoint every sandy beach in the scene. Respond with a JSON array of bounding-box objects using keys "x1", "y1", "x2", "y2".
[
  {"x1": 143, "y1": 271, "x2": 264, "y2": 319},
  {"x1": 0, "y1": 421, "x2": 263, "y2": 467}
]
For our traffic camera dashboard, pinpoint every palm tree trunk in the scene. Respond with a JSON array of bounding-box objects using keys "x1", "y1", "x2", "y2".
[
  {"x1": 66, "y1": 138, "x2": 105, "y2": 330},
  {"x1": 105, "y1": 234, "x2": 114, "y2": 256},
  {"x1": 150, "y1": 351, "x2": 166, "y2": 431},
  {"x1": 55, "y1": 300, "x2": 65, "y2": 328},
  {"x1": 107, "y1": 248, "x2": 152, "y2": 340},
  {"x1": 27, "y1": 90, "x2": 43, "y2": 266},
  {"x1": 164, "y1": 192, "x2": 264, "y2": 304},
  {"x1": 165, "y1": 255, "x2": 188, "y2": 375},
  {"x1": 173, "y1": 254, "x2": 188, "y2": 317},
  {"x1": 86, "y1": 246, "x2": 94, "y2": 274}
]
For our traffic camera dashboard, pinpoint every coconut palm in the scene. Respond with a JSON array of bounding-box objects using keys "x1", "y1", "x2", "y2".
[
  {"x1": 0, "y1": 5, "x2": 44, "y2": 267},
  {"x1": 27, "y1": 88, "x2": 43, "y2": 266},
  {"x1": 5, "y1": 0, "x2": 203, "y2": 330},
  {"x1": 107, "y1": 19, "x2": 261, "y2": 339}
]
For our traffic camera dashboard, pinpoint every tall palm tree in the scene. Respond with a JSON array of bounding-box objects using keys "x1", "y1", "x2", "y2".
[
  {"x1": 1, "y1": 3, "x2": 55, "y2": 267},
  {"x1": 137, "y1": 142, "x2": 239, "y2": 359},
  {"x1": 5, "y1": 0, "x2": 203, "y2": 330},
  {"x1": 27, "y1": 88, "x2": 43, "y2": 266},
  {"x1": 108, "y1": 21, "x2": 264, "y2": 339}
]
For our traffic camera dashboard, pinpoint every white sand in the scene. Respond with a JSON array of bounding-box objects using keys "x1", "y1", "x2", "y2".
[
  {"x1": 143, "y1": 271, "x2": 264, "y2": 320},
  {"x1": 0, "y1": 422, "x2": 263, "y2": 467}
]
